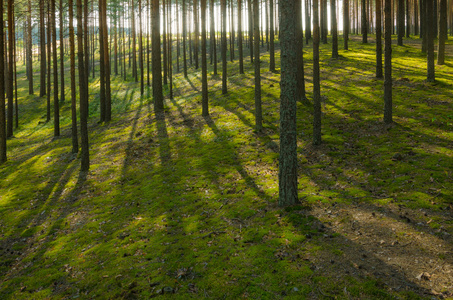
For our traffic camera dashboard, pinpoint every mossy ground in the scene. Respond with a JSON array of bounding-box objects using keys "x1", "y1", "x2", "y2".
[{"x1": 1, "y1": 35, "x2": 452, "y2": 299}]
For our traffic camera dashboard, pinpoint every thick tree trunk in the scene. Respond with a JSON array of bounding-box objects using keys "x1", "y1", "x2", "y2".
[
  {"x1": 221, "y1": 0, "x2": 227, "y2": 94},
  {"x1": 78, "y1": 0, "x2": 89, "y2": 171},
  {"x1": 40, "y1": 0, "x2": 46, "y2": 98},
  {"x1": 238, "y1": 0, "x2": 244, "y2": 73},
  {"x1": 201, "y1": 0, "x2": 209, "y2": 116},
  {"x1": 278, "y1": 0, "x2": 298, "y2": 206},
  {"x1": 69, "y1": 0, "x2": 78, "y2": 153},
  {"x1": 376, "y1": 0, "x2": 383, "y2": 78},
  {"x1": 0, "y1": 0, "x2": 6, "y2": 163},
  {"x1": 27, "y1": 0, "x2": 33, "y2": 95},
  {"x1": 59, "y1": 0, "x2": 64, "y2": 103},
  {"x1": 426, "y1": 0, "x2": 435, "y2": 81},
  {"x1": 152, "y1": 0, "x2": 164, "y2": 111},
  {"x1": 7, "y1": 0, "x2": 14, "y2": 138},
  {"x1": 210, "y1": 0, "x2": 217, "y2": 75},
  {"x1": 437, "y1": 0, "x2": 447, "y2": 65},
  {"x1": 344, "y1": 0, "x2": 349, "y2": 49},
  {"x1": 384, "y1": 0, "x2": 392, "y2": 123},
  {"x1": 331, "y1": 0, "x2": 338, "y2": 58},
  {"x1": 398, "y1": 0, "x2": 404, "y2": 45},
  {"x1": 269, "y1": 0, "x2": 275, "y2": 71},
  {"x1": 362, "y1": 0, "x2": 368, "y2": 43},
  {"x1": 313, "y1": 0, "x2": 322, "y2": 145},
  {"x1": 254, "y1": 0, "x2": 262, "y2": 131},
  {"x1": 295, "y1": 0, "x2": 307, "y2": 104},
  {"x1": 52, "y1": 0, "x2": 60, "y2": 136}
]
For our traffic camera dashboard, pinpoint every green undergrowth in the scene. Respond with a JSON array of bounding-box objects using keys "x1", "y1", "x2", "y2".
[{"x1": 0, "y1": 35, "x2": 452, "y2": 299}]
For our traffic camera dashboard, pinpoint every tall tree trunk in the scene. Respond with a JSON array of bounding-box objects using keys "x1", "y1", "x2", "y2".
[
  {"x1": 99, "y1": 0, "x2": 106, "y2": 121},
  {"x1": 139, "y1": 0, "x2": 144, "y2": 95},
  {"x1": 168, "y1": 0, "x2": 173, "y2": 99},
  {"x1": 201, "y1": 0, "x2": 209, "y2": 116},
  {"x1": 163, "y1": 0, "x2": 168, "y2": 84},
  {"x1": 331, "y1": 0, "x2": 338, "y2": 58},
  {"x1": 132, "y1": 0, "x2": 138, "y2": 81},
  {"x1": 60, "y1": 0, "x2": 65, "y2": 103},
  {"x1": 69, "y1": 0, "x2": 78, "y2": 153},
  {"x1": 183, "y1": 0, "x2": 188, "y2": 77},
  {"x1": 344, "y1": 0, "x2": 349, "y2": 49},
  {"x1": 398, "y1": 0, "x2": 404, "y2": 45},
  {"x1": 376, "y1": 0, "x2": 383, "y2": 78},
  {"x1": 114, "y1": 4, "x2": 118, "y2": 75},
  {"x1": 305, "y1": 0, "x2": 312, "y2": 43},
  {"x1": 421, "y1": 0, "x2": 427, "y2": 52},
  {"x1": 230, "y1": 0, "x2": 234, "y2": 62},
  {"x1": 406, "y1": 0, "x2": 410, "y2": 37},
  {"x1": 27, "y1": 0, "x2": 33, "y2": 95},
  {"x1": 238, "y1": 0, "x2": 244, "y2": 73},
  {"x1": 278, "y1": 0, "x2": 298, "y2": 206},
  {"x1": 437, "y1": 0, "x2": 447, "y2": 65},
  {"x1": 7, "y1": 0, "x2": 14, "y2": 138},
  {"x1": 52, "y1": 0, "x2": 60, "y2": 136},
  {"x1": 426, "y1": 0, "x2": 435, "y2": 81},
  {"x1": 194, "y1": 0, "x2": 199, "y2": 69},
  {"x1": 40, "y1": 0, "x2": 46, "y2": 98},
  {"x1": 295, "y1": 0, "x2": 307, "y2": 103},
  {"x1": 152, "y1": 0, "x2": 164, "y2": 111},
  {"x1": 269, "y1": 0, "x2": 275, "y2": 71},
  {"x1": 248, "y1": 0, "x2": 253, "y2": 63},
  {"x1": 210, "y1": 0, "x2": 217, "y2": 75},
  {"x1": 254, "y1": 0, "x2": 262, "y2": 131},
  {"x1": 103, "y1": 0, "x2": 111, "y2": 121},
  {"x1": 221, "y1": 0, "x2": 228, "y2": 94},
  {"x1": 362, "y1": 0, "x2": 368, "y2": 42},
  {"x1": 47, "y1": 5, "x2": 51, "y2": 123},
  {"x1": 414, "y1": 0, "x2": 419, "y2": 35},
  {"x1": 78, "y1": 0, "x2": 89, "y2": 171},
  {"x1": 384, "y1": 0, "x2": 392, "y2": 123},
  {"x1": 0, "y1": 0, "x2": 6, "y2": 163},
  {"x1": 313, "y1": 0, "x2": 322, "y2": 145}
]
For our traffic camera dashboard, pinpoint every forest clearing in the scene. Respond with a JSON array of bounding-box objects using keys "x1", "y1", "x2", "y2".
[{"x1": 1, "y1": 0, "x2": 453, "y2": 298}]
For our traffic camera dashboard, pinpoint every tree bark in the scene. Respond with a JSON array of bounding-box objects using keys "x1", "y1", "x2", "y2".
[
  {"x1": 331, "y1": 0, "x2": 338, "y2": 58},
  {"x1": 52, "y1": 0, "x2": 60, "y2": 136},
  {"x1": 183, "y1": 0, "x2": 188, "y2": 77},
  {"x1": 269, "y1": 0, "x2": 275, "y2": 71},
  {"x1": 210, "y1": 0, "x2": 217, "y2": 75},
  {"x1": 69, "y1": 0, "x2": 78, "y2": 153},
  {"x1": 362, "y1": 0, "x2": 368, "y2": 43},
  {"x1": 7, "y1": 0, "x2": 14, "y2": 138},
  {"x1": 60, "y1": 0, "x2": 65, "y2": 103},
  {"x1": 437, "y1": 0, "x2": 447, "y2": 65},
  {"x1": 426, "y1": 0, "x2": 435, "y2": 81},
  {"x1": 248, "y1": 0, "x2": 253, "y2": 63},
  {"x1": 78, "y1": 0, "x2": 90, "y2": 171},
  {"x1": 376, "y1": 0, "x2": 383, "y2": 78},
  {"x1": 313, "y1": 0, "x2": 322, "y2": 145},
  {"x1": 295, "y1": 0, "x2": 307, "y2": 104},
  {"x1": 40, "y1": 0, "x2": 46, "y2": 98},
  {"x1": 152, "y1": 0, "x2": 164, "y2": 111},
  {"x1": 27, "y1": 0, "x2": 33, "y2": 95},
  {"x1": 221, "y1": 0, "x2": 228, "y2": 94},
  {"x1": 201, "y1": 0, "x2": 209, "y2": 116},
  {"x1": 254, "y1": 0, "x2": 262, "y2": 131},
  {"x1": 384, "y1": 0, "x2": 392, "y2": 123},
  {"x1": 278, "y1": 0, "x2": 298, "y2": 206},
  {"x1": 238, "y1": 0, "x2": 244, "y2": 73},
  {"x1": 344, "y1": 0, "x2": 349, "y2": 49},
  {"x1": 0, "y1": 0, "x2": 6, "y2": 163}
]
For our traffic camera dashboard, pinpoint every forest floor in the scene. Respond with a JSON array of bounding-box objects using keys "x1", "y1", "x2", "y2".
[{"x1": 0, "y1": 35, "x2": 452, "y2": 299}]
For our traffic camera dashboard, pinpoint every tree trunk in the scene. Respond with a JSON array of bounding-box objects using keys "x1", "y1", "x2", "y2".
[
  {"x1": 7, "y1": 0, "x2": 14, "y2": 138},
  {"x1": 406, "y1": 0, "x2": 410, "y2": 37},
  {"x1": 139, "y1": 0, "x2": 144, "y2": 95},
  {"x1": 344, "y1": 0, "x2": 349, "y2": 49},
  {"x1": 278, "y1": 0, "x2": 298, "y2": 206},
  {"x1": 0, "y1": 0, "x2": 6, "y2": 163},
  {"x1": 426, "y1": 0, "x2": 435, "y2": 81},
  {"x1": 253, "y1": 0, "x2": 262, "y2": 131},
  {"x1": 437, "y1": 0, "x2": 447, "y2": 65},
  {"x1": 69, "y1": 0, "x2": 78, "y2": 153},
  {"x1": 132, "y1": 0, "x2": 138, "y2": 81},
  {"x1": 103, "y1": 0, "x2": 111, "y2": 121},
  {"x1": 210, "y1": 0, "x2": 217, "y2": 75},
  {"x1": 295, "y1": 0, "x2": 307, "y2": 104},
  {"x1": 331, "y1": 0, "x2": 338, "y2": 58},
  {"x1": 313, "y1": 0, "x2": 322, "y2": 145},
  {"x1": 183, "y1": 0, "x2": 188, "y2": 77},
  {"x1": 238, "y1": 0, "x2": 244, "y2": 73},
  {"x1": 269, "y1": 0, "x2": 275, "y2": 71},
  {"x1": 221, "y1": 0, "x2": 227, "y2": 94},
  {"x1": 52, "y1": 0, "x2": 60, "y2": 136},
  {"x1": 362, "y1": 0, "x2": 368, "y2": 43},
  {"x1": 201, "y1": 0, "x2": 209, "y2": 116},
  {"x1": 99, "y1": 0, "x2": 106, "y2": 121},
  {"x1": 78, "y1": 0, "x2": 90, "y2": 171},
  {"x1": 398, "y1": 0, "x2": 404, "y2": 45},
  {"x1": 27, "y1": 0, "x2": 33, "y2": 95},
  {"x1": 40, "y1": 0, "x2": 46, "y2": 98},
  {"x1": 152, "y1": 0, "x2": 164, "y2": 111},
  {"x1": 305, "y1": 0, "x2": 312, "y2": 44},
  {"x1": 47, "y1": 5, "x2": 51, "y2": 123},
  {"x1": 248, "y1": 0, "x2": 253, "y2": 63},
  {"x1": 384, "y1": 0, "x2": 392, "y2": 123},
  {"x1": 376, "y1": 0, "x2": 383, "y2": 78},
  {"x1": 59, "y1": 0, "x2": 65, "y2": 104}
]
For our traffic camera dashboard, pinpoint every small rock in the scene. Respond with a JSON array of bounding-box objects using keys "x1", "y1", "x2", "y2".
[
  {"x1": 293, "y1": 287, "x2": 299, "y2": 292},
  {"x1": 163, "y1": 286, "x2": 174, "y2": 294}
]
